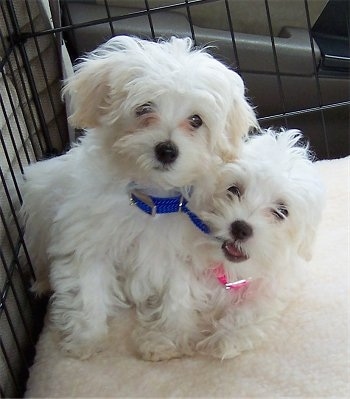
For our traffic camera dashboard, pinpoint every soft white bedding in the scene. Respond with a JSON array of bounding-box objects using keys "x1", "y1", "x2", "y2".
[{"x1": 25, "y1": 156, "x2": 349, "y2": 398}]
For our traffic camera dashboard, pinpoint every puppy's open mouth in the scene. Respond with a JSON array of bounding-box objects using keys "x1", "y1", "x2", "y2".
[{"x1": 221, "y1": 241, "x2": 249, "y2": 263}]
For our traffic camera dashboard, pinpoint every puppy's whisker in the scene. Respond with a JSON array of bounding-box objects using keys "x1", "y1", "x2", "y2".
[
  {"x1": 210, "y1": 235, "x2": 226, "y2": 243},
  {"x1": 135, "y1": 155, "x2": 157, "y2": 171}
]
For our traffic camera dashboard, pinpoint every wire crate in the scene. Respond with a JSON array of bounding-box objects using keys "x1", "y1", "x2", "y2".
[{"x1": 0, "y1": 0, "x2": 349, "y2": 397}]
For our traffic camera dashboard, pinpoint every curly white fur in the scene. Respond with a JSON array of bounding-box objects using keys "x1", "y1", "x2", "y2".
[
  {"x1": 21, "y1": 36, "x2": 257, "y2": 360},
  {"x1": 194, "y1": 129, "x2": 325, "y2": 359}
]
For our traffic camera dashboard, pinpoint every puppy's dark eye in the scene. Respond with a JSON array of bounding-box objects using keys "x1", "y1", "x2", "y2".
[
  {"x1": 272, "y1": 204, "x2": 289, "y2": 220},
  {"x1": 136, "y1": 102, "x2": 154, "y2": 117},
  {"x1": 227, "y1": 185, "x2": 241, "y2": 198},
  {"x1": 188, "y1": 114, "x2": 203, "y2": 129}
]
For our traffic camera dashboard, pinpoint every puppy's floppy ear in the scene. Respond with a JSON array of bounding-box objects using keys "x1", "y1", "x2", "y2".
[
  {"x1": 62, "y1": 58, "x2": 114, "y2": 128},
  {"x1": 296, "y1": 182, "x2": 325, "y2": 262},
  {"x1": 227, "y1": 94, "x2": 258, "y2": 145},
  {"x1": 62, "y1": 35, "x2": 148, "y2": 128},
  {"x1": 297, "y1": 226, "x2": 317, "y2": 261},
  {"x1": 225, "y1": 70, "x2": 258, "y2": 155}
]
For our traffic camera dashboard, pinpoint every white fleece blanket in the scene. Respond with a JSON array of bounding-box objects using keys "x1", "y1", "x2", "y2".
[{"x1": 25, "y1": 157, "x2": 349, "y2": 398}]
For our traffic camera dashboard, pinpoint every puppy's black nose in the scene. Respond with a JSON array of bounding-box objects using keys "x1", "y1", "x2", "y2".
[
  {"x1": 230, "y1": 220, "x2": 253, "y2": 241},
  {"x1": 155, "y1": 141, "x2": 179, "y2": 164}
]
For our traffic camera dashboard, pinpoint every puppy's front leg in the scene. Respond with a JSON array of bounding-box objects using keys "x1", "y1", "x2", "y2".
[
  {"x1": 133, "y1": 289, "x2": 198, "y2": 361},
  {"x1": 197, "y1": 304, "x2": 279, "y2": 360},
  {"x1": 49, "y1": 253, "x2": 116, "y2": 359}
]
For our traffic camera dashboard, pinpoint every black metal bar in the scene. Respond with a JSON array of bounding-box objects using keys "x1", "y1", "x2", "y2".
[
  {"x1": 0, "y1": 335, "x2": 20, "y2": 397},
  {"x1": 24, "y1": 0, "x2": 65, "y2": 150},
  {"x1": 0, "y1": 212, "x2": 35, "y2": 297},
  {"x1": 5, "y1": 0, "x2": 54, "y2": 155},
  {"x1": 0, "y1": 74, "x2": 26, "y2": 174},
  {"x1": 61, "y1": 0, "x2": 79, "y2": 60},
  {"x1": 103, "y1": 0, "x2": 116, "y2": 37},
  {"x1": 0, "y1": 0, "x2": 44, "y2": 158},
  {"x1": 258, "y1": 100, "x2": 350, "y2": 122},
  {"x1": 184, "y1": 0, "x2": 196, "y2": 43},
  {"x1": 0, "y1": 381, "x2": 5, "y2": 398},
  {"x1": 144, "y1": 0, "x2": 156, "y2": 39},
  {"x1": 0, "y1": 140, "x2": 34, "y2": 270},
  {"x1": 0, "y1": 248, "x2": 34, "y2": 347},
  {"x1": 303, "y1": 0, "x2": 330, "y2": 157},
  {"x1": 264, "y1": 0, "x2": 288, "y2": 127},
  {"x1": 0, "y1": 128, "x2": 23, "y2": 204},
  {"x1": 0, "y1": 24, "x2": 44, "y2": 160},
  {"x1": 224, "y1": 0, "x2": 240, "y2": 71},
  {"x1": 0, "y1": 164, "x2": 35, "y2": 278},
  {"x1": 0, "y1": 50, "x2": 32, "y2": 169},
  {"x1": 22, "y1": 0, "x2": 216, "y2": 39},
  {"x1": 1, "y1": 296, "x2": 29, "y2": 370}
]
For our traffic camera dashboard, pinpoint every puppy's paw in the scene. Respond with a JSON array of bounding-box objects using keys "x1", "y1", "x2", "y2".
[
  {"x1": 134, "y1": 329, "x2": 185, "y2": 361},
  {"x1": 196, "y1": 333, "x2": 243, "y2": 360},
  {"x1": 139, "y1": 343, "x2": 183, "y2": 362},
  {"x1": 60, "y1": 336, "x2": 108, "y2": 360},
  {"x1": 56, "y1": 326, "x2": 109, "y2": 360},
  {"x1": 31, "y1": 278, "x2": 51, "y2": 296},
  {"x1": 138, "y1": 339, "x2": 182, "y2": 362}
]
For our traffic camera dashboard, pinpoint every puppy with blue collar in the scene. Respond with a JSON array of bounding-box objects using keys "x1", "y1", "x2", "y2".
[{"x1": 21, "y1": 35, "x2": 257, "y2": 360}]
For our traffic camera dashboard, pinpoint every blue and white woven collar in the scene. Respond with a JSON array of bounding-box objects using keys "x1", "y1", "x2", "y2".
[{"x1": 129, "y1": 188, "x2": 210, "y2": 235}]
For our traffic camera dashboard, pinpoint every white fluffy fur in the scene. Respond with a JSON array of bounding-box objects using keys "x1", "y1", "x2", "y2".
[
  {"x1": 192, "y1": 129, "x2": 325, "y2": 359},
  {"x1": 21, "y1": 36, "x2": 257, "y2": 360},
  {"x1": 24, "y1": 155, "x2": 349, "y2": 398}
]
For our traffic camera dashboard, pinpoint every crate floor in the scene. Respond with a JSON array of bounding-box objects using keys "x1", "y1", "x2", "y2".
[{"x1": 25, "y1": 157, "x2": 349, "y2": 398}]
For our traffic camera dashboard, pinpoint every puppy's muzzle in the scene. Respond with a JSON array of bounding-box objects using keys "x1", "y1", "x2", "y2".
[
  {"x1": 230, "y1": 220, "x2": 253, "y2": 241},
  {"x1": 154, "y1": 141, "x2": 179, "y2": 165},
  {"x1": 221, "y1": 220, "x2": 252, "y2": 263}
]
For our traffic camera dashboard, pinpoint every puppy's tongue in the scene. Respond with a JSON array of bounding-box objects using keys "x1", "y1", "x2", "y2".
[
  {"x1": 225, "y1": 242, "x2": 243, "y2": 256},
  {"x1": 222, "y1": 241, "x2": 248, "y2": 262}
]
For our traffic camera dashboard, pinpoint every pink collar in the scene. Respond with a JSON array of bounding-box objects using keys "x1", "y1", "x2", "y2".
[{"x1": 213, "y1": 264, "x2": 251, "y2": 291}]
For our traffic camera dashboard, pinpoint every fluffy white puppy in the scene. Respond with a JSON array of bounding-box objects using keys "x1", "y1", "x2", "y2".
[
  {"x1": 191, "y1": 129, "x2": 325, "y2": 359},
  {"x1": 21, "y1": 36, "x2": 257, "y2": 359}
]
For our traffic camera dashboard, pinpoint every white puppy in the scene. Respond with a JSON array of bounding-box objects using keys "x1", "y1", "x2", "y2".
[
  {"x1": 191, "y1": 129, "x2": 325, "y2": 359},
  {"x1": 126, "y1": 129, "x2": 325, "y2": 361},
  {"x1": 21, "y1": 36, "x2": 257, "y2": 359}
]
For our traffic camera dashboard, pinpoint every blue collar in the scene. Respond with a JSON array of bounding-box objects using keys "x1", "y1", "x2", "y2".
[{"x1": 129, "y1": 189, "x2": 210, "y2": 235}]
